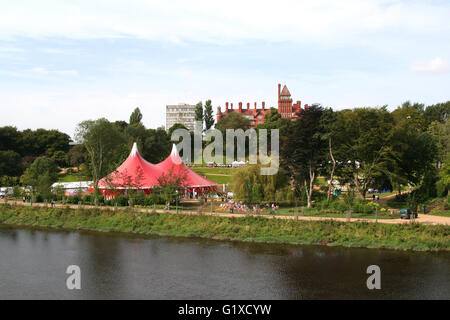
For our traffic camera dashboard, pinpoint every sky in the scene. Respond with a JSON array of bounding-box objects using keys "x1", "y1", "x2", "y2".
[{"x1": 0, "y1": 0, "x2": 449, "y2": 139}]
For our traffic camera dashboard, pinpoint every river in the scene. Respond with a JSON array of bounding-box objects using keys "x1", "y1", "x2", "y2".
[{"x1": 0, "y1": 225, "x2": 449, "y2": 299}]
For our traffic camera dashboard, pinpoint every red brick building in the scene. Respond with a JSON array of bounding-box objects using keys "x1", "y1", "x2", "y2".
[{"x1": 216, "y1": 83, "x2": 308, "y2": 128}]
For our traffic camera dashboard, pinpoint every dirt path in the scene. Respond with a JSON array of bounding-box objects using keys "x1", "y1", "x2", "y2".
[{"x1": 2, "y1": 199, "x2": 450, "y2": 226}]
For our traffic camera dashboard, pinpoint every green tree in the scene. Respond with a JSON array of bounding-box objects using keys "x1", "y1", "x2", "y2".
[
  {"x1": 195, "y1": 101, "x2": 203, "y2": 122},
  {"x1": 424, "y1": 101, "x2": 450, "y2": 125},
  {"x1": 318, "y1": 108, "x2": 339, "y2": 201},
  {"x1": 281, "y1": 104, "x2": 327, "y2": 207},
  {"x1": 215, "y1": 112, "x2": 251, "y2": 133},
  {"x1": 66, "y1": 144, "x2": 86, "y2": 169},
  {"x1": 333, "y1": 107, "x2": 396, "y2": 199},
  {"x1": 232, "y1": 164, "x2": 291, "y2": 204},
  {"x1": 75, "y1": 118, "x2": 128, "y2": 190},
  {"x1": 21, "y1": 156, "x2": 59, "y2": 199},
  {"x1": 389, "y1": 106, "x2": 435, "y2": 192},
  {"x1": 0, "y1": 150, "x2": 24, "y2": 178},
  {"x1": 156, "y1": 166, "x2": 187, "y2": 205},
  {"x1": 19, "y1": 128, "x2": 71, "y2": 158},
  {"x1": 51, "y1": 150, "x2": 68, "y2": 167},
  {"x1": 204, "y1": 99, "x2": 215, "y2": 131},
  {"x1": 129, "y1": 107, "x2": 143, "y2": 125},
  {"x1": 257, "y1": 107, "x2": 292, "y2": 151},
  {"x1": 428, "y1": 119, "x2": 450, "y2": 164},
  {"x1": 142, "y1": 127, "x2": 172, "y2": 163},
  {"x1": 0, "y1": 126, "x2": 22, "y2": 152},
  {"x1": 167, "y1": 123, "x2": 189, "y2": 140}
]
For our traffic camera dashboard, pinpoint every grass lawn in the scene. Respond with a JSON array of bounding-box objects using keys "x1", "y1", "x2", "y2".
[
  {"x1": 2, "y1": 204, "x2": 449, "y2": 251},
  {"x1": 192, "y1": 167, "x2": 234, "y2": 184},
  {"x1": 57, "y1": 174, "x2": 89, "y2": 182},
  {"x1": 192, "y1": 167, "x2": 235, "y2": 175},
  {"x1": 213, "y1": 203, "x2": 397, "y2": 220},
  {"x1": 429, "y1": 211, "x2": 450, "y2": 218}
]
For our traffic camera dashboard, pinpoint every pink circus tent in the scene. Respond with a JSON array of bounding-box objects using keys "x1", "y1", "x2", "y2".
[
  {"x1": 97, "y1": 142, "x2": 163, "y2": 191},
  {"x1": 97, "y1": 142, "x2": 217, "y2": 195},
  {"x1": 156, "y1": 144, "x2": 217, "y2": 191}
]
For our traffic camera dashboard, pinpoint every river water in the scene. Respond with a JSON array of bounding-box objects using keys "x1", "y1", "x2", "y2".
[{"x1": 0, "y1": 225, "x2": 449, "y2": 299}]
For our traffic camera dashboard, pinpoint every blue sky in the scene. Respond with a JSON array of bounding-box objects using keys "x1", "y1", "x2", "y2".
[{"x1": 0, "y1": 0, "x2": 449, "y2": 138}]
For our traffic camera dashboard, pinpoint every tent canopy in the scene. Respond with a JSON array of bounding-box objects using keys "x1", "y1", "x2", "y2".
[
  {"x1": 98, "y1": 142, "x2": 163, "y2": 189},
  {"x1": 98, "y1": 143, "x2": 217, "y2": 190},
  {"x1": 156, "y1": 144, "x2": 217, "y2": 188}
]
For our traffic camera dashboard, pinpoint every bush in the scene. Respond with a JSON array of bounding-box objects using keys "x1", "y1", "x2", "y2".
[
  {"x1": 35, "y1": 194, "x2": 43, "y2": 203},
  {"x1": 66, "y1": 195, "x2": 81, "y2": 204}
]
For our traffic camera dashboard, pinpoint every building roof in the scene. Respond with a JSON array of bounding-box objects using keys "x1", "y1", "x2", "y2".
[{"x1": 280, "y1": 85, "x2": 291, "y2": 96}]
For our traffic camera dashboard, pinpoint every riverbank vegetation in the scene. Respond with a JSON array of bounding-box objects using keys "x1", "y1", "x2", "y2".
[{"x1": 0, "y1": 204, "x2": 449, "y2": 251}]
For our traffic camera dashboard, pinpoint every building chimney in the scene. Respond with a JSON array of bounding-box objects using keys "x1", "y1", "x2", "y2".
[
  {"x1": 217, "y1": 106, "x2": 221, "y2": 114},
  {"x1": 226, "y1": 102, "x2": 229, "y2": 111},
  {"x1": 239, "y1": 102, "x2": 242, "y2": 112},
  {"x1": 231, "y1": 103, "x2": 233, "y2": 109},
  {"x1": 262, "y1": 101, "x2": 265, "y2": 110},
  {"x1": 278, "y1": 83, "x2": 281, "y2": 101},
  {"x1": 247, "y1": 102, "x2": 250, "y2": 110},
  {"x1": 254, "y1": 102, "x2": 257, "y2": 109}
]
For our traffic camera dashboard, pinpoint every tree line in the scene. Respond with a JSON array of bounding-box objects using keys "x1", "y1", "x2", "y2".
[{"x1": 219, "y1": 101, "x2": 450, "y2": 207}]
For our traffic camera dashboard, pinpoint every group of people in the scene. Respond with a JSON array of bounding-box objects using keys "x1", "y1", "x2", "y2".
[{"x1": 217, "y1": 201, "x2": 279, "y2": 215}]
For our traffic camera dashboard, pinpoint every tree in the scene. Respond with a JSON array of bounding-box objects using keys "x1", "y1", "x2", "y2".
[
  {"x1": 0, "y1": 126, "x2": 22, "y2": 152},
  {"x1": 424, "y1": 101, "x2": 450, "y2": 125},
  {"x1": 142, "y1": 127, "x2": 172, "y2": 163},
  {"x1": 21, "y1": 156, "x2": 59, "y2": 199},
  {"x1": 319, "y1": 108, "x2": 338, "y2": 201},
  {"x1": 167, "y1": 123, "x2": 188, "y2": 140},
  {"x1": 215, "y1": 112, "x2": 251, "y2": 133},
  {"x1": 52, "y1": 150, "x2": 68, "y2": 167},
  {"x1": 281, "y1": 104, "x2": 327, "y2": 207},
  {"x1": 19, "y1": 128, "x2": 71, "y2": 158},
  {"x1": 125, "y1": 123, "x2": 147, "y2": 151},
  {"x1": 75, "y1": 118, "x2": 128, "y2": 190},
  {"x1": 257, "y1": 107, "x2": 292, "y2": 151},
  {"x1": 389, "y1": 106, "x2": 434, "y2": 191},
  {"x1": 129, "y1": 107, "x2": 143, "y2": 125},
  {"x1": 195, "y1": 101, "x2": 203, "y2": 122},
  {"x1": 333, "y1": 107, "x2": 396, "y2": 199},
  {"x1": 66, "y1": 144, "x2": 86, "y2": 169},
  {"x1": 428, "y1": 119, "x2": 450, "y2": 164},
  {"x1": 231, "y1": 164, "x2": 291, "y2": 204},
  {"x1": 0, "y1": 150, "x2": 24, "y2": 178},
  {"x1": 437, "y1": 154, "x2": 450, "y2": 196},
  {"x1": 400, "y1": 101, "x2": 425, "y2": 114},
  {"x1": 156, "y1": 166, "x2": 187, "y2": 205},
  {"x1": 204, "y1": 100, "x2": 215, "y2": 131}
]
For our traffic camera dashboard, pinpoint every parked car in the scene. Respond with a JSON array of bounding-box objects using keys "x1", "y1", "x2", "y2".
[
  {"x1": 400, "y1": 208, "x2": 418, "y2": 219},
  {"x1": 0, "y1": 191, "x2": 6, "y2": 199}
]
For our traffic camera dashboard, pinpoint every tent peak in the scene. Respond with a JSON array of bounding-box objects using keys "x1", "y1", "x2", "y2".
[
  {"x1": 170, "y1": 144, "x2": 182, "y2": 164},
  {"x1": 171, "y1": 144, "x2": 178, "y2": 156},
  {"x1": 130, "y1": 142, "x2": 139, "y2": 157}
]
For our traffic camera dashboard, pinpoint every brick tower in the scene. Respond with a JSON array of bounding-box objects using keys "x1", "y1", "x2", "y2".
[{"x1": 277, "y1": 83, "x2": 304, "y2": 119}]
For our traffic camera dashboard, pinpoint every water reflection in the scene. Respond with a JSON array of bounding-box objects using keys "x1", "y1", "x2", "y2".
[{"x1": 0, "y1": 225, "x2": 449, "y2": 299}]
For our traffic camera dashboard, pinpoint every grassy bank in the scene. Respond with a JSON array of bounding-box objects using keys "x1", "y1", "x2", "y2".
[{"x1": 0, "y1": 204, "x2": 449, "y2": 251}]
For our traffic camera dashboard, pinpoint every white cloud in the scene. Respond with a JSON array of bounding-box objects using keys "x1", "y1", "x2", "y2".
[
  {"x1": 30, "y1": 67, "x2": 78, "y2": 76},
  {"x1": 0, "y1": 0, "x2": 448, "y2": 45},
  {"x1": 411, "y1": 58, "x2": 450, "y2": 74}
]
